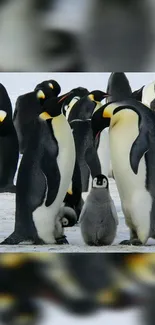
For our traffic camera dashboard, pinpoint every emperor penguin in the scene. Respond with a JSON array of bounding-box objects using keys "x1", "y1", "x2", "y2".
[
  {"x1": 69, "y1": 91, "x2": 108, "y2": 192},
  {"x1": 0, "y1": 109, "x2": 19, "y2": 193},
  {"x1": 100, "y1": 98, "x2": 155, "y2": 245},
  {"x1": 1, "y1": 96, "x2": 75, "y2": 245},
  {"x1": 13, "y1": 80, "x2": 62, "y2": 154},
  {"x1": 80, "y1": 147, "x2": 118, "y2": 246}
]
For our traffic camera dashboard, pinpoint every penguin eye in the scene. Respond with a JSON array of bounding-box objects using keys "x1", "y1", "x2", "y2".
[
  {"x1": 93, "y1": 178, "x2": 97, "y2": 187},
  {"x1": 103, "y1": 179, "x2": 107, "y2": 187}
]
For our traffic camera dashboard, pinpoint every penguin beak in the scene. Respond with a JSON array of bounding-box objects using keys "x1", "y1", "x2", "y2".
[
  {"x1": 39, "y1": 112, "x2": 52, "y2": 120},
  {"x1": 37, "y1": 90, "x2": 46, "y2": 99},
  {"x1": 58, "y1": 92, "x2": 70, "y2": 103},
  {"x1": 48, "y1": 83, "x2": 54, "y2": 89},
  {"x1": 0, "y1": 110, "x2": 7, "y2": 122},
  {"x1": 103, "y1": 103, "x2": 118, "y2": 118}
]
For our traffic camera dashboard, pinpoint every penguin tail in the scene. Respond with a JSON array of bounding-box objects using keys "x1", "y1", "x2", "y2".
[{"x1": 1, "y1": 232, "x2": 33, "y2": 245}]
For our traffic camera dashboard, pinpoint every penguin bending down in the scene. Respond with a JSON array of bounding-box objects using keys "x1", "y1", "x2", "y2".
[
  {"x1": 1, "y1": 97, "x2": 75, "y2": 245},
  {"x1": 100, "y1": 99, "x2": 155, "y2": 245},
  {"x1": 13, "y1": 79, "x2": 61, "y2": 154},
  {"x1": 80, "y1": 173, "x2": 118, "y2": 246},
  {"x1": 0, "y1": 109, "x2": 19, "y2": 193}
]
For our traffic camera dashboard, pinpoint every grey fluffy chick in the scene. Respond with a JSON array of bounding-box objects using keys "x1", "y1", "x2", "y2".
[{"x1": 80, "y1": 175, "x2": 118, "y2": 246}]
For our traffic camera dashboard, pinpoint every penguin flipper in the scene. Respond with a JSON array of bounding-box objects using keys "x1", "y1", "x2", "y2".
[
  {"x1": 41, "y1": 148, "x2": 61, "y2": 207},
  {"x1": 130, "y1": 127, "x2": 149, "y2": 175},
  {"x1": 132, "y1": 86, "x2": 144, "y2": 101},
  {"x1": 85, "y1": 146, "x2": 101, "y2": 179}
]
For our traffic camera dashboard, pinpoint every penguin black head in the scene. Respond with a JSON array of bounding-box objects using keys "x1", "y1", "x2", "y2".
[
  {"x1": 39, "y1": 93, "x2": 71, "y2": 120},
  {"x1": 92, "y1": 174, "x2": 109, "y2": 189},
  {"x1": 35, "y1": 80, "x2": 61, "y2": 105},
  {"x1": 88, "y1": 90, "x2": 109, "y2": 103},
  {"x1": 62, "y1": 87, "x2": 89, "y2": 117},
  {"x1": 106, "y1": 73, "x2": 132, "y2": 101}
]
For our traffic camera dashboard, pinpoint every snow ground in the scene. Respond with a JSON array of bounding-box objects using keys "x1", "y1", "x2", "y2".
[{"x1": 0, "y1": 178, "x2": 155, "y2": 253}]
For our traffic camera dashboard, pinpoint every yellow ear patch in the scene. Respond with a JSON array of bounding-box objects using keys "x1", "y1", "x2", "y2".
[
  {"x1": 48, "y1": 83, "x2": 54, "y2": 89},
  {"x1": 0, "y1": 294, "x2": 15, "y2": 306},
  {"x1": 88, "y1": 94, "x2": 95, "y2": 101},
  {"x1": 0, "y1": 253, "x2": 28, "y2": 267},
  {"x1": 67, "y1": 189, "x2": 73, "y2": 195},
  {"x1": 96, "y1": 287, "x2": 118, "y2": 304},
  {"x1": 0, "y1": 110, "x2": 6, "y2": 122},
  {"x1": 37, "y1": 90, "x2": 45, "y2": 99},
  {"x1": 39, "y1": 112, "x2": 52, "y2": 120},
  {"x1": 103, "y1": 103, "x2": 118, "y2": 118}
]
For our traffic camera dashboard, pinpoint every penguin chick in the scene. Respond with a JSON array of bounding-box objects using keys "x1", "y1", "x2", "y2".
[
  {"x1": 80, "y1": 174, "x2": 118, "y2": 246},
  {"x1": 54, "y1": 205, "x2": 77, "y2": 245}
]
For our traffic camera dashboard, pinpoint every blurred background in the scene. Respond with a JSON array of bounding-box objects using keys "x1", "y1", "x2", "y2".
[
  {"x1": 0, "y1": 0, "x2": 155, "y2": 72},
  {"x1": 0, "y1": 253, "x2": 154, "y2": 325}
]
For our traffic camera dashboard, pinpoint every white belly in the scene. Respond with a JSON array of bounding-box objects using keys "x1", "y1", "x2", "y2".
[
  {"x1": 33, "y1": 115, "x2": 76, "y2": 244},
  {"x1": 110, "y1": 115, "x2": 152, "y2": 243},
  {"x1": 97, "y1": 128, "x2": 110, "y2": 177}
]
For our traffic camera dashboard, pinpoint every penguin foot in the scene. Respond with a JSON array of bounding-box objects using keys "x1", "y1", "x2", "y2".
[
  {"x1": 119, "y1": 240, "x2": 132, "y2": 245},
  {"x1": 119, "y1": 239, "x2": 142, "y2": 246},
  {"x1": 130, "y1": 239, "x2": 142, "y2": 246},
  {"x1": 56, "y1": 235, "x2": 69, "y2": 245},
  {"x1": 1, "y1": 232, "x2": 33, "y2": 245}
]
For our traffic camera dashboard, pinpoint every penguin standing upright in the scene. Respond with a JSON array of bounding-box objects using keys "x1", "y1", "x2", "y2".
[
  {"x1": 99, "y1": 99, "x2": 155, "y2": 245},
  {"x1": 0, "y1": 84, "x2": 19, "y2": 192},
  {"x1": 13, "y1": 79, "x2": 61, "y2": 154},
  {"x1": 0, "y1": 109, "x2": 19, "y2": 193},
  {"x1": 70, "y1": 91, "x2": 108, "y2": 192},
  {"x1": 80, "y1": 146, "x2": 118, "y2": 246},
  {"x1": 1, "y1": 96, "x2": 75, "y2": 245}
]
